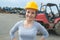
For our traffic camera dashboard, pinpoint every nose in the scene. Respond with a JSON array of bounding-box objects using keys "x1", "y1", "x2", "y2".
[{"x1": 29, "y1": 13, "x2": 32, "y2": 16}]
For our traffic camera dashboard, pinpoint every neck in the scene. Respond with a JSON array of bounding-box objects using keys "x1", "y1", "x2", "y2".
[{"x1": 25, "y1": 20, "x2": 33, "y2": 24}]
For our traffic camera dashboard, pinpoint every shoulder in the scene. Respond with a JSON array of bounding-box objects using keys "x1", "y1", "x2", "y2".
[
  {"x1": 17, "y1": 20, "x2": 24, "y2": 23},
  {"x1": 34, "y1": 21, "x2": 44, "y2": 29},
  {"x1": 33, "y1": 21, "x2": 41, "y2": 28},
  {"x1": 15, "y1": 20, "x2": 24, "y2": 26},
  {"x1": 34, "y1": 21, "x2": 41, "y2": 26}
]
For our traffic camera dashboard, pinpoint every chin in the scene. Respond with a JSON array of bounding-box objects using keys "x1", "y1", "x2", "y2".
[
  {"x1": 27, "y1": 18, "x2": 33, "y2": 21},
  {"x1": 27, "y1": 19, "x2": 32, "y2": 21},
  {"x1": 26, "y1": 17, "x2": 34, "y2": 21}
]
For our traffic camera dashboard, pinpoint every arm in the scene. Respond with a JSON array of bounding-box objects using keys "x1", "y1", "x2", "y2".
[
  {"x1": 10, "y1": 22, "x2": 20, "y2": 40},
  {"x1": 37, "y1": 23, "x2": 49, "y2": 40}
]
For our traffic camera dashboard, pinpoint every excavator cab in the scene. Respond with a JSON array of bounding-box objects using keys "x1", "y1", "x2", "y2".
[{"x1": 40, "y1": 3, "x2": 60, "y2": 22}]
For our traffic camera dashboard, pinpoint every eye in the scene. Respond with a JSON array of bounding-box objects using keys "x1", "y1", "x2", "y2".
[
  {"x1": 27, "y1": 11, "x2": 30, "y2": 13},
  {"x1": 32, "y1": 12, "x2": 35, "y2": 14}
]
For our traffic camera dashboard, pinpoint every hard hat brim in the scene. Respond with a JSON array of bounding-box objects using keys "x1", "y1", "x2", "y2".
[{"x1": 25, "y1": 8, "x2": 38, "y2": 11}]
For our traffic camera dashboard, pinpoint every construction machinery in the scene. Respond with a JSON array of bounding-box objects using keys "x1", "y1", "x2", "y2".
[{"x1": 35, "y1": 3, "x2": 60, "y2": 35}]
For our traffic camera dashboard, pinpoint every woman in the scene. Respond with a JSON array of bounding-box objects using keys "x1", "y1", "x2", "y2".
[{"x1": 10, "y1": 1, "x2": 49, "y2": 40}]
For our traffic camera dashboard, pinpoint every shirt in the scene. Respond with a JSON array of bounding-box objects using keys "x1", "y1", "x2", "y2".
[{"x1": 10, "y1": 20, "x2": 49, "y2": 40}]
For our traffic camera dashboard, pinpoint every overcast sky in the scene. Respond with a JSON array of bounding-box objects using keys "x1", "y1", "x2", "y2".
[{"x1": 0, "y1": 0, "x2": 60, "y2": 8}]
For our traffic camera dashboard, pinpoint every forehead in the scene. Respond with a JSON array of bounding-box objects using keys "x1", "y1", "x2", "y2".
[{"x1": 26, "y1": 8, "x2": 36, "y2": 12}]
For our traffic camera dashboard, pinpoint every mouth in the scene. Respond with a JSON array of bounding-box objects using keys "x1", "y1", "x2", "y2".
[{"x1": 27, "y1": 16, "x2": 33, "y2": 18}]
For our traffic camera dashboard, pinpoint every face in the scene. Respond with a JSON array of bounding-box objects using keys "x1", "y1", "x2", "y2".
[{"x1": 25, "y1": 9, "x2": 36, "y2": 21}]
